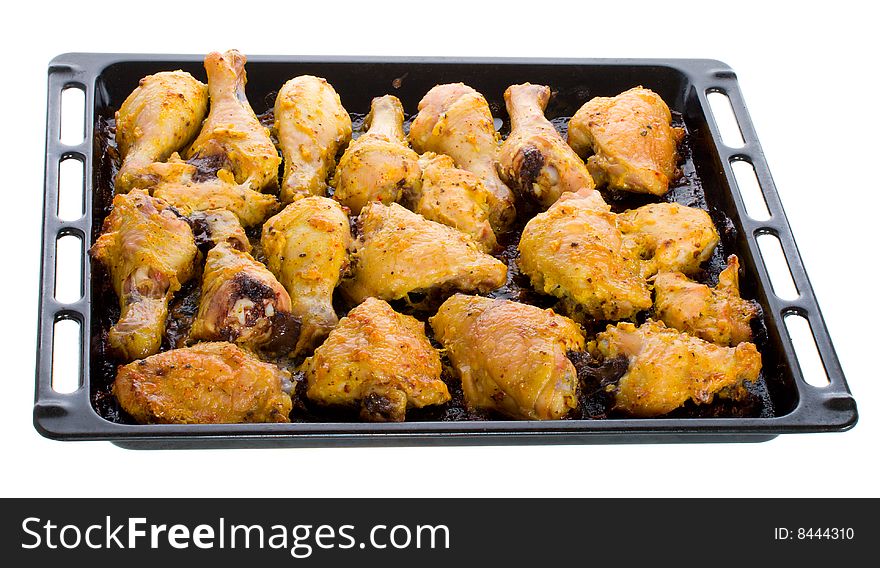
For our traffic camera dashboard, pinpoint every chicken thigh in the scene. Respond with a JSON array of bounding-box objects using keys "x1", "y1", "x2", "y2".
[
  {"x1": 113, "y1": 342, "x2": 293, "y2": 424},
  {"x1": 274, "y1": 75, "x2": 352, "y2": 203},
  {"x1": 302, "y1": 297, "x2": 450, "y2": 422},
  {"x1": 114, "y1": 71, "x2": 208, "y2": 193},
  {"x1": 408, "y1": 83, "x2": 516, "y2": 230},
  {"x1": 498, "y1": 83, "x2": 595, "y2": 208},
  {"x1": 653, "y1": 255, "x2": 759, "y2": 346},
  {"x1": 331, "y1": 95, "x2": 420, "y2": 214},
  {"x1": 618, "y1": 202, "x2": 719, "y2": 276},
  {"x1": 90, "y1": 190, "x2": 198, "y2": 360},
  {"x1": 147, "y1": 157, "x2": 280, "y2": 227},
  {"x1": 431, "y1": 294, "x2": 584, "y2": 420},
  {"x1": 589, "y1": 319, "x2": 762, "y2": 417},
  {"x1": 261, "y1": 197, "x2": 351, "y2": 356},
  {"x1": 403, "y1": 152, "x2": 497, "y2": 251},
  {"x1": 568, "y1": 87, "x2": 684, "y2": 196},
  {"x1": 518, "y1": 189, "x2": 651, "y2": 321},
  {"x1": 189, "y1": 244, "x2": 298, "y2": 352},
  {"x1": 184, "y1": 50, "x2": 280, "y2": 191},
  {"x1": 341, "y1": 202, "x2": 507, "y2": 305}
]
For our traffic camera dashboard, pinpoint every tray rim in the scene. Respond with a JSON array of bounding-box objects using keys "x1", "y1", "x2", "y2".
[{"x1": 35, "y1": 54, "x2": 859, "y2": 446}]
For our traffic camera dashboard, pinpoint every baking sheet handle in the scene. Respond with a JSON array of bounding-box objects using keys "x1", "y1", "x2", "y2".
[
  {"x1": 696, "y1": 62, "x2": 857, "y2": 431},
  {"x1": 35, "y1": 56, "x2": 96, "y2": 438}
]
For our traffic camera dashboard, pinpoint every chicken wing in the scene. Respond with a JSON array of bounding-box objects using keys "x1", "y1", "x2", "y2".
[
  {"x1": 518, "y1": 189, "x2": 651, "y2": 321},
  {"x1": 408, "y1": 83, "x2": 516, "y2": 231},
  {"x1": 114, "y1": 71, "x2": 208, "y2": 193},
  {"x1": 113, "y1": 342, "x2": 293, "y2": 424},
  {"x1": 403, "y1": 152, "x2": 497, "y2": 252},
  {"x1": 498, "y1": 83, "x2": 595, "y2": 208},
  {"x1": 430, "y1": 294, "x2": 584, "y2": 420},
  {"x1": 275, "y1": 75, "x2": 352, "y2": 203},
  {"x1": 331, "y1": 95, "x2": 420, "y2": 214},
  {"x1": 261, "y1": 197, "x2": 351, "y2": 356},
  {"x1": 188, "y1": 208, "x2": 251, "y2": 252},
  {"x1": 189, "y1": 244, "x2": 298, "y2": 352},
  {"x1": 90, "y1": 190, "x2": 198, "y2": 360},
  {"x1": 302, "y1": 297, "x2": 449, "y2": 422},
  {"x1": 589, "y1": 319, "x2": 762, "y2": 417},
  {"x1": 340, "y1": 202, "x2": 507, "y2": 305},
  {"x1": 568, "y1": 87, "x2": 684, "y2": 196},
  {"x1": 148, "y1": 157, "x2": 280, "y2": 227},
  {"x1": 653, "y1": 255, "x2": 759, "y2": 346},
  {"x1": 618, "y1": 202, "x2": 719, "y2": 276},
  {"x1": 184, "y1": 50, "x2": 280, "y2": 191}
]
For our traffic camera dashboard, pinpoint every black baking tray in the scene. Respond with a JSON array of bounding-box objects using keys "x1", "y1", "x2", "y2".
[{"x1": 35, "y1": 54, "x2": 858, "y2": 448}]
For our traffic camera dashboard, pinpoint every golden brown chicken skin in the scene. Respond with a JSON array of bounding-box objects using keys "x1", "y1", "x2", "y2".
[
  {"x1": 404, "y1": 152, "x2": 497, "y2": 252},
  {"x1": 189, "y1": 244, "x2": 297, "y2": 352},
  {"x1": 261, "y1": 197, "x2": 351, "y2": 356},
  {"x1": 589, "y1": 319, "x2": 762, "y2": 417},
  {"x1": 187, "y1": 208, "x2": 252, "y2": 252},
  {"x1": 341, "y1": 202, "x2": 507, "y2": 305},
  {"x1": 275, "y1": 75, "x2": 352, "y2": 203},
  {"x1": 518, "y1": 189, "x2": 651, "y2": 321},
  {"x1": 653, "y1": 255, "x2": 759, "y2": 346},
  {"x1": 302, "y1": 298, "x2": 449, "y2": 422},
  {"x1": 184, "y1": 50, "x2": 280, "y2": 191},
  {"x1": 409, "y1": 83, "x2": 516, "y2": 231},
  {"x1": 114, "y1": 71, "x2": 208, "y2": 193},
  {"x1": 618, "y1": 202, "x2": 719, "y2": 277},
  {"x1": 91, "y1": 190, "x2": 198, "y2": 361},
  {"x1": 147, "y1": 157, "x2": 280, "y2": 227},
  {"x1": 498, "y1": 83, "x2": 595, "y2": 208},
  {"x1": 113, "y1": 342, "x2": 293, "y2": 424},
  {"x1": 431, "y1": 295, "x2": 584, "y2": 420},
  {"x1": 331, "y1": 95, "x2": 420, "y2": 214},
  {"x1": 568, "y1": 87, "x2": 684, "y2": 196}
]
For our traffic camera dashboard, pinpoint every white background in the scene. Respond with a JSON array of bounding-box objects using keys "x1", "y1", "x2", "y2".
[{"x1": 2, "y1": 0, "x2": 876, "y2": 498}]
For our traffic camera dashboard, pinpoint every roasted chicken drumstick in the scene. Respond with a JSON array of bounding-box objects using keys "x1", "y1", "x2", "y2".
[
  {"x1": 189, "y1": 244, "x2": 297, "y2": 352},
  {"x1": 114, "y1": 71, "x2": 208, "y2": 194},
  {"x1": 188, "y1": 208, "x2": 251, "y2": 252},
  {"x1": 332, "y1": 95, "x2": 420, "y2": 214},
  {"x1": 90, "y1": 190, "x2": 198, "y2": 360},
  {"x1": 184, "y1": 50, "x2": 280, "y2": 191},
  {"x1": 409, "y1": 83, "x2": 516, "y2": 231},
  {"x1": 498, "y1": 83, "x2": 595, "y2": 208},
  {"x1": 274, "y1": 75, "x2": 352, "y2": 203},
  {"x1": 262, "y1": 197, "x2": 351, "y2": 356}
]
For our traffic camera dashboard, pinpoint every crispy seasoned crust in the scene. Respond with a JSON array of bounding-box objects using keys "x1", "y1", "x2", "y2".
[{"x1": 113, "y1": 342, "x2": 293, "y2": 424}]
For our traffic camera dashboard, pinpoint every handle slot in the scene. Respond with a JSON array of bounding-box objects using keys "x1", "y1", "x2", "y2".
[
  {"x1": 60, "y1": 85, "x2": 86, "y2": 146},
  {"x1": 755, "y1": 232, "x2": 799, "y2": 301},
  {"x1": 54, "y1": 233, "x2": 83, "y2": 304},
  {"x1": 57, "y1": 156, "x2": 85, "y2": 221},
  {"x1": 51, "y1": 315, "x2": 82, "y2": 394},
  {"x1": 706, "y1": 89, "x2": 745, "y2": 148},
  {"x1": 730, "y1": 157, "x2": 770, "y2": 221},
  {"x1": 783, "y1": 312, "x2": 830, "y2": 388}
]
